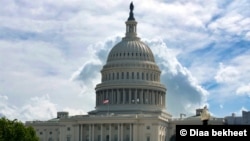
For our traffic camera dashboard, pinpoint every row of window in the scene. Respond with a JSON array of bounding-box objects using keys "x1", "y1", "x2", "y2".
[
  {"x1": 109, "y1": 52, "x2": 153, "y2": 59},
  {"x1": 38, "y1": 127, "x2": 70, "y2": 135},
  {"x1": 85, "y1": 125, "x2": 130, "y2": 131},
  {"x1": 102, "y1": 71, "x2": 160, "y2": 81},
  {"x1": 81, "y1": 124, "x2": 151, "y2": 130}
]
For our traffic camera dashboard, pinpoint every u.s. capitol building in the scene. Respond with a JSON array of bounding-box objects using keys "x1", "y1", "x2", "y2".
[{"x1": 26, "y1": 2, "x2": 249, "y2": 141}]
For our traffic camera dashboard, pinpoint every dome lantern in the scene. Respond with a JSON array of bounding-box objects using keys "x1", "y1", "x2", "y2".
[{"x1": 125, "y1": 2, "x2": 137, "y2": 39}]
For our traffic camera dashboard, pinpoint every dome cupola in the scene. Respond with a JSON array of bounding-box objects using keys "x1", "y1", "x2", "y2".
[{"x1": 107, "y1": 2, "x2": 155, "y2": 63}]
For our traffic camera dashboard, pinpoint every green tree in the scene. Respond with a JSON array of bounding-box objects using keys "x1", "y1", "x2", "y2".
[{"x1": 0, "y1": 117, "x2": 38, "y2": 141}]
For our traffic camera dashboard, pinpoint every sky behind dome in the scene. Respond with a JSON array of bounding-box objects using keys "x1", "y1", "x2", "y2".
[{"x1": 0, "y1": 0, "x2": 250, "y2": 122}]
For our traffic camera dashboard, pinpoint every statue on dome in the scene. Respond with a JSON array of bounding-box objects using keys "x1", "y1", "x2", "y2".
[
  {"x1": 128, "y1": 2, "x2": 135, "y2": 20},
  {"x1": 200, "y1": 105, "x2": 210, "y2": 125},
  {"x1": 130, "y1": 2, "x2": 134, "y2": 12}
]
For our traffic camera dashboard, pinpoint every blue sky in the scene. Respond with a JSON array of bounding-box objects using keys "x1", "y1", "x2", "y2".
[{"x1": 0, "y1": 0, "x2": 250, "y2": 122}]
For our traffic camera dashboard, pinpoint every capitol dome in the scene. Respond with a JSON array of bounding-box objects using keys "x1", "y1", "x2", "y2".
[
  {"x1": 107, "y1": 38, "x2": 155, "y2": 62},
  {"x1": 90, "y1": 2, "x2": 168, "y2": 115}
]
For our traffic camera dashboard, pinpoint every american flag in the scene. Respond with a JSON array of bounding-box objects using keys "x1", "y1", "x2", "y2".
[{"x1": 103, "y1": 99, "x2": 109, "y2": 104}]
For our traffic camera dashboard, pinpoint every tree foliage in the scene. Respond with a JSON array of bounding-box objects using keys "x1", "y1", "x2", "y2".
[{"x1": 0, "y1": 117, "x2": 38, "y2": 141}]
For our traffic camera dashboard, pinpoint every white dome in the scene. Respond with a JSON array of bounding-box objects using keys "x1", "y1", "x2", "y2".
[{"x1": 107, "y1": 38, "x2": 155, "y2": 62}]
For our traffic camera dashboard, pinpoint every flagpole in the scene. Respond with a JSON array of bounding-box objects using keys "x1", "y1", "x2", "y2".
[
  {"x1": 108, "y1": 102, "x2": 109, "y2": 116},
  {"x1": 103, "y1": 99, "x2": 110, "y2": 116}
]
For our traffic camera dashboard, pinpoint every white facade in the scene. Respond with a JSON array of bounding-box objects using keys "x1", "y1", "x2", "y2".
[
  {"x1": 25, "y1": 2, "x2": 248, "y2": 141},
  {"x1": 26, "y1": 112, "x2": 171, "y2": 141}
]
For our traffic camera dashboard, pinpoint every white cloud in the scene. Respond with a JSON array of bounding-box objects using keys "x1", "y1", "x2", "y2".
[
  {"x1": 246, "y1": 31, "x2": 250, "y2": 40},
  {"x1": 0, "y1": 93, "x2": 89, "y2": 122},
  {"x1": 20, "y1": 94, "x2": 57, "y2": 121},
  {"x1": 0, "y1": 95, "x2": 17, "y2": 119},
  {"x1": 143, "y1": 38, "x2": 209, "y2": 117},
  {"x1": 215, "y1": 63, "x2": 239, "y2": 83},
  {"x1": 0, "y1": 94, "x2": 57, "y2": 122},
  {"x1": 62, "y1": 107, "x2": 87, "y2": 116},
  {"x1": 236, "y1": 84, "x2": 250, "y2": 96},
  {"x1": 212, "y1": 52, "x2": 250, "y2": 100}
]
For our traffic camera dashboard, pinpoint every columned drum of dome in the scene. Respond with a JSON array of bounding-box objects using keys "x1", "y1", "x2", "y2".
[{"x1": 89, "y1": 2, "x2": 167, "y2": 115}]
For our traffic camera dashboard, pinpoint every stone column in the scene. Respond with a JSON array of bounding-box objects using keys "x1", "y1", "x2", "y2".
[
  {"x1": 160, "y1": 92, "x2": 163, "y2": 106},
  {"x1": 118, "y1": 124, "x2": 120, "y2": 141},
  {"x1": 135, "y1": 89, "x2": 137, "y2": 104},
  {"x1": 117, "y1": 89, "x2": 120, "y2": 104},
  {"x1": 114, "y1": 89, "x2": 117, "y2": 104},
  {"x1": 130, "y1": 123, "x2": 133, "y2": 141},
  {"x1": 140, "y1": 89, "x2": 143, "y2": 104},
  {"x1": 109, "y1": 124, "x2": 112, "y2": 141},
  {"x1": 100, "y1": 91, "x2": 103, "y2": 105},
  {"x1": 101, "y1": 124, "x2": 103, "y2": 141},
  {"x1": 79, "y1": 124, "x2": 81, "y2": 141},
  {"x1": 146, "y1": 89, "x2": 149, "y2": 104},
  {"x1": 133, "y1": 123, "x2": 138, "y2": 141},
  {"x1": 96, "y1": 92, "x2": 98, "y2": 106},
  {"x1": 89, "y1": 124, "x2": 91, "y2": 141},
  {"x1": 151, "y1": 91, "x2": 154, "y2": 105},
  {"x1": 98, "y1": 92, "x2": 100, "y2": 105},
  {"x1": 162, "y1": 93, "x2": 164, "y2": 106},
  {"x1": 164, "y1": 93, "x2": 166, "y2": 106},
  {"x1": 148, "y1": 89, "x2": 151, "y2": 104},
  {"x1": 156, "y1": 92, "x2": 159, "y2": 105},
  {"x1": 112, "y1": 89, "x2": 114, "y2": 104},
  {"x1": 160, "y1": 92, "x2": 162, "y2": 106},
  {"x1": 129, "y1": 89, "x2": 131, "y2": 104},
  {"x1": 92, "y1": 124, "x2": 94, "y2": 141},
  {"x1": 82, "y1": 124, "x2": 84, "y2": 141},
  {"x1": 123, "y1": 89, "x2": 125, "y2": 104},
  {"x1": 121, "y1": 124, "x2": 123, "y2": 141}
]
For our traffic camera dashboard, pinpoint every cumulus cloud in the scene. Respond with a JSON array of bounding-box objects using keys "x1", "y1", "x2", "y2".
[
  {"x1": 236, "y1": 84, "x2": 250, "y2": 96},
  {"x1": 0, "y1": 95, "x2": 17, "y2": 119},
  {"x1": 215, "y1": 63, "x2": 239, "y2": 83},
  {"x1": 20, "y1": 94, "x2": 57, "y2": 121},
  {"x1": 146, "y1": 38, "x2": 209, "y2": 117},
  {"x1": 0, "y1": 94, "x2": 56, "y2": 122},
  {"x1": 62, "y1": 107, "x2": 87, "y2": 116}
]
